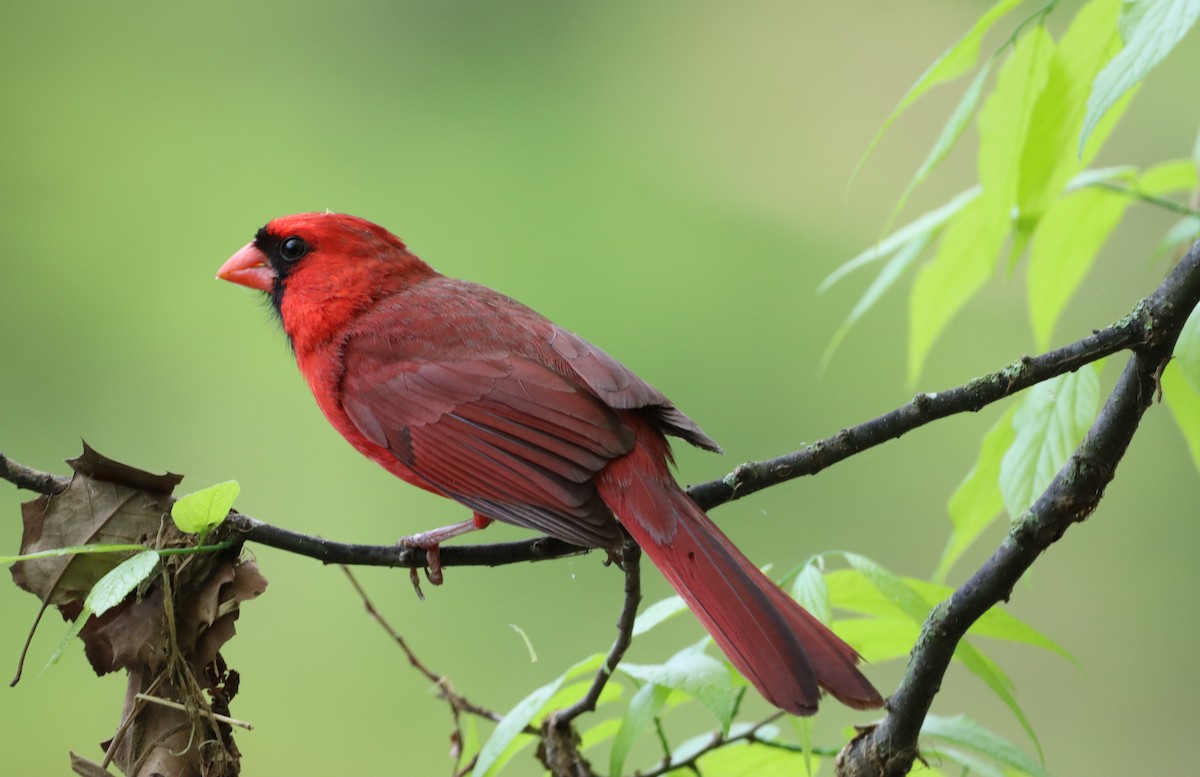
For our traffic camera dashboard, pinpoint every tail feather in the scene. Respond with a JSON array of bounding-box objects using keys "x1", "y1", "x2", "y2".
[{"x1": 599, "y1": 455, "x2": 882, "y2": 715}]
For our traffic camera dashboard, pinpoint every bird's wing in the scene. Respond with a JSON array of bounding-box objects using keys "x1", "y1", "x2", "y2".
[{"x1": 340, "y1": 338, "x2": 633, "y2": 550}]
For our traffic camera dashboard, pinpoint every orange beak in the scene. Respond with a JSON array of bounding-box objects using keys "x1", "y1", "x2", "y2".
[{"x1": 217, "y1": 242, "x2": 275, "y2": 292}]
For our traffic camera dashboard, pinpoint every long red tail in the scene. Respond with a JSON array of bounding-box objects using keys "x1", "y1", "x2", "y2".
[{"x1": 597, "y1": 439, "x2": 882, "y2": 716}]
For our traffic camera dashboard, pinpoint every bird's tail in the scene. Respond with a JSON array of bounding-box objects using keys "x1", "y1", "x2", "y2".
[{"x1": 597, "y1": 440, "x2": 882, "y2": 715}]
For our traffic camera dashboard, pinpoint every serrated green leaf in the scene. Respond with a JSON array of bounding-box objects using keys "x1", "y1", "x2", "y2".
[
  {"x1": 789, "y1": 715, "x2": 815, "y2": 777},
  {"x1": 822, "y1": 227, "x2": 935, "y2": 372},
  {"x1": 580, "y1": 717, "x2": 621, "y2": 752},
  {"x1": 1163, "y1": 362, "x2": 1200, "y2": 474},
  {"x1": 908, "y1": 198, "x2": 1007, "y2": 382},
  {"x1": 1028, "y1": 187, "x2": 1128, "y2": 348},
  {"x1": 1139, "y1": 158, "x2": 1200, "y2": 195},
  {"x1": 1017, "y1": 0, "x2": 1123, "y2": 230},
  {"x1": 171, "y1": 481, "x2": 239, "y2": 535},
  {"x1": 45, "y1": 550, "x2": 159, "y2": 670},
  {"x1": 1000, "y1": 366, "x2": 1101, "y2": 517},
  {"x1": 1173, "y1": 298, "x2": 1200, "y2": 392},
  {"x1": 473, "y1": 672, "x2": 566, "y2": 776},
  {"x1": 854, "y1": 0, "x2": 1027, "y2": 181},
  {"x1": 830, "y1": 566, "x2": 1072, "y2": 661},
  {"x1": 923, "y1": 714, "x2": 1048, "y2": 777},
  {"x1": 1081, "y1": 0, "x2": 1200, "y2": 152},
  {"x1": 821, "y1": 187, "x2": 980, "y2": 293},
  {"x1": 890, "y1": 59, "x2": 995, "y2": 226},
  {"x1": 1155, "y1": 216, "x2": 1200, "y2": 260},
  {"x1": 936, "y1": 406, "x2": 1018, "y2": 582},
  {"x1": 833, "y1": 616, "x2": 921, "y2": 663},
  {"x1": 843, "y1": 554, "x2": 931, "y2": 622},
  {"x1": 979, "y1": 25, "x2": 1055, "y2": 207},
  {"x1": 825, "y1": 568, "x2": 908, "y2": 619},
  {"x1": 953, "y1": 641, "x2": 1043, "y2": 758},
  {"x1": 632, "y1": 593, "x2": 688, "y2": 637},
  {"x1": 610, "y1": 682, "x2": 670, "y2": 777},
  {"x1": 906, "y1": 579, "x2": 1074, "y2": 661},
  {"x1": 1065, "y1": 165, "x2": 1138, "y2": 192},
  {"x1": 692, "y1": 739, "x2": 807, "y2": 776},
  {"x1": 925, "y1": 746, "x2": 1009, "y2": 777},
  {"x1": 791, "y1": 561, "x2": 831, "y2": 626},
  {"x1": 619, "y1": 648, "x2": 735, "y2": 732}
]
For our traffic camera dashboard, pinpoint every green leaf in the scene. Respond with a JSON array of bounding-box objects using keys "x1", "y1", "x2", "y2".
[
  {"x1": 1027, "y1": 187, "x2": 1128, "y2": 349},
  {"x1": 609, "y1": 683, "x2": 670, "y2": 777},
  {"x1": 833, "y1": 616, "x2": 921, "y2": 663},
  {"x1": 978, "y1": 25, "x2": 1055, "y2": 208},
  {"x1": 1163, "y1": 362, "x2": 1200, "y2": 474},
  {"x1": 580, "y1": 717, "x2": 621, "y2": 752},
  {"x1": 1139, "y1": 158, "x2": 1200, "y2": 194},
  {"x1": 791, "y1": 560, "x2": 831, "y2": 625},
  {"x1": 952, "y1": 640, "x2": 1043, "y2": 757},
  {"x1": 473, "y1": 668, "x2": 569, "y2": 776},
  {"x1": 45, "y1": 550, "x2": 159, "y2": 669},
  {"x1": 619, "y1": 647, "x2": 736, "y2": 732},
  {"x1": 922, "y1": 713, "x2": 1048, "y2": 777},
  {"x1": 935, "y1": 406, "x2": 1017, "y2": 582},
  {"x1": 830, "y1": 567, "x2": 1072, "y2": 661},
  {"x1": 1080, "y1": 0, "x2": 1200, "y2": 152},
  {"x1": 908, "y1": 197, "x2": 1007, "y2": 382},
  {"x1": 1173, "y1": 297, "x2": 1200, "y2": 392},
  {"x1": 1155, "y1": 216, "x2": 1200, "y2": 260},
  {"x1": 854, "y1": 0, "x2": 1027, "y2": 180},
  {"x1": 1000, "y1": 365, "x2": 1101, "y2": 517},
  {"x1": 842, "y1": 553, "x2": 932, "y2": 622},
  {"x1": 1016, "y1": 0, "x2": 1123, "y2": 230},
  {"x1": 171, "y1": 481, "x2": 239, "y2": 535},
  {"x1": 820, "y1": 187, "x2": 980, "y2": 293},
  {"x1": 822, "y1": 227, "x2": 935, "y2": 373},
  {"x1": 631, "y1": 593, "x2": 688, "y2": 637},
  {"x1": 889, "y1": 59, "x2": 995, "y2": 225}
]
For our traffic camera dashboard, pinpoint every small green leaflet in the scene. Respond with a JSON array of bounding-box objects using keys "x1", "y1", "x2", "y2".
[
  {"x1": 879, "y1": 59, "x2": 995, "y2": 245},
  {"x1": 1163, "y1": 363, "x2": 1200, "y2": 475},
  {"x1": 472, "y1": 654, "x2": 604, "y2": 776},
  {"x1": 908, "y1": 198, "x2": 1007, "y2": 383},
  {"x1": 922, "y1": 714, "x2": 1048, "y2": 777},
  {"x1": 935, "y1": 406, "x2": 1017, "y2": 582},
  {"x1": 1080, "y1": 0, "x2": 1200, "y2": 153},
  {"x1": 1016, "y1": 0, "x2": 1123, "y2": 231},
  {"x1": 1027, "y1": 187, "x2": 1129, "y2": 349},
  {"x1": 45, "y1": 550, "x2": 159, "y2": 669},
  {"x1": 999, "y1": 366, "x2": 1101, "y2": 518},
  {"x1": 1174, "y1": 304, "x2": 1200, "y2": 392},
  {"x1": 171, "y1": 481, "x2": 239, "y2": 535},
  {"x1": 790, "y1": 560, "x2": 831, "y2": 626},
  {"x1": 853, "y1": 0, "x2": 1027, "y2": 184},
  {"x1": 619, "y1": 645, "x2": 736, "y2": 733},
  {"x1": 609, "y1": 683, "x2": 670, "y2": 777},
  {"x1": 631, "y1": 593, "x2": 688, "y2": 637}
]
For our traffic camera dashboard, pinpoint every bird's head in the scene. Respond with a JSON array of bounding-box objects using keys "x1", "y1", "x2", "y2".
[{"x1": 218, "y1": 212, "x2": 436, "y2": 348}]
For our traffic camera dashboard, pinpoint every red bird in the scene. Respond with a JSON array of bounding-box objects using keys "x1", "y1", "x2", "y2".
[{"x1": 218, "y1": 212, "x2": 881, "y2": 715}]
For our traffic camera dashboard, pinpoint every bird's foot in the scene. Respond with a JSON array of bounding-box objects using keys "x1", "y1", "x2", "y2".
[{"x1": 398, "y1": 514, "x2": 494, "y2": 592}]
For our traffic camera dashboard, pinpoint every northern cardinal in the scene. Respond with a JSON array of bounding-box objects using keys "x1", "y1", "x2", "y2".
[{"x1": 218, "y1": 212, "x2": 882, "y2": 715}]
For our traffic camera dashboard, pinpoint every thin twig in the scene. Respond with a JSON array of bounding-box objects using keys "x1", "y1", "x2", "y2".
[
  {"x1": 550, "y1": 540, "x2": 642, "y2": 728},
  {"x1": 133, "y1": 694, "x2": 253, "y2": 731},
  {"x1": 340, "y1": 566, "x2": 508, "y2": 776}
]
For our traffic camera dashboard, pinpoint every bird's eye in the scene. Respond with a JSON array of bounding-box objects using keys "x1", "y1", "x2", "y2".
[{"x1": 279, "y1": 236, "x2": 308, "y2": 262}]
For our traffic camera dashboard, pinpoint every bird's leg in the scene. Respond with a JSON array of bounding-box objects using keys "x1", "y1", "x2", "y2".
[{"x1": 400, "y1": 513, "x2": 494, "y2": 587}]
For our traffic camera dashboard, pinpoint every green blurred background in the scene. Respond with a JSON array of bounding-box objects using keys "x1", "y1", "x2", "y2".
[{"x1": 2, "y1": 2, "x2": 1198, "y2": 775}]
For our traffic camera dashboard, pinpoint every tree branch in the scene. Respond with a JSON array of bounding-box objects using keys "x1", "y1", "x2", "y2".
[
  {"x1": 0, "y1": 266, "x2": 1167, "y2": 574},
  {"x1": 836, "y1": 240, "x2": 1200, "y2": 777}
]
